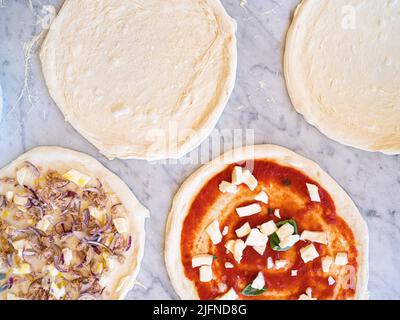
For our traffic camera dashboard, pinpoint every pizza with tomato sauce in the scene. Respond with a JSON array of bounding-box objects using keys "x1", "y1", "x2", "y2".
[{"x1": 165, "y1": 145, "x2": 368, "y2": 300}]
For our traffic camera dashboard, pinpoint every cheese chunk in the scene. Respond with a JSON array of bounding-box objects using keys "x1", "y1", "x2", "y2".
[
  {"x1": 245, "y1": 228, "x2": 268, "y2": 247},
  {"x1": 260, "y1": 220, "x2": 277, "y2": 236},
  {"x1": 300, "y1": 230, "x2": 328, "y2": 245},
  {"x1": 254, "y1": 191, "x2": 269, "y2": 204},
  {"x1": 236, "y1": 203, "x2": 261, "y2": 217},
  {"x1": 298, "y1": 287, "x2": 317, "y2": 300},
  {"x1": 62, "y1": 248, "x2": 73, "y2": 266},
  {"x1": 306, "y1": 183, "x2": 321, "y2": 202},
  {"x1": 235, "y1": 222, "x2": 251, "y2": 238},
  {"x1": 242, "y1": 169, "x2": 258, "y2": 191},
  {"x1": 233, "y1": 239, "x2": 246, "y2": 263},
  {"x1": 16, "y1": 166, "x2": 36, "y2": 187},
  {"x1": 63, "y1": 169, "x2": 91, "y2": 187},
  {"x1": 328, "y1": 276, "x2": 336, "y2": 286},
  {"x1": 5, "y1": 191, "x2": 14, "y2": 202},
  {"x1": 192, "y1": 254, "x2": 214, "y2": 268},
  {"x1": 225, "y1": 262, "x2": 234, "y2": 269},
  {"x1": 199, "y1": 265, "x2": 213, "y2": 282},
  {"x1": 275, "y1": 260, "x2": 287, "y2": 270},
  {"x1": 113, "y1": 218, "x2": 128, "y2": 234},
  {"x1": 300, "y1": 244, "x2": 319, "y2": 263},
  {"x1": 12, "y1": 239, "x2": 31, "y2": 250},
  {"x1": 274, "y1": 209, "x2": 281, "y2": 219},
  {"x1": 276, "y1": 223, "x2": 295, "y2": 241},
  {"x1": 232, "y1": 166, "x2": 243, "y2": 185},
  {"x1": 251, "y1": 272, "x2": 265, "y2": 290},
  {"x1": 279, "y1": 234, "x2": 300, "y2": 248},
  {"x1": 206, "y1": 220, "x2": 222, "y2": 245},
  {"x1": 225, "y1": 240, "x2": 235, "y2": 254},
  {"x1": 334, "y1": 252, "x2": 348, "y2": 266},
  {"x1": 13, "y1": 194, "x2": 28, "y2": 206},
  {"x1": 253, "y1": 245, "x2": 266, "y2": 255},
  {"x1": 6, "y1": 293, "x2": 22, "y2": 300},
  {"x1": 217, "y1": 288, "x2": 238, "y2": 300},
  {"x1": 291, "y1": 270, "x2": 298, "y2": 277},
  {"x1": 267, "y1": 257, "x2": 274, "y2": 269},
  {"x1": 219, "y1": 181, "x2": 238, "y2": 194},
  {"x1": 89, "y1": 206, "x2": 105, "y2": 223},
  {"x1": 47, "y1": 264, "x2": 60, "y2": 277},
  {"x1": 36, "y1": 216, "x2": 52, "y2": 232},
  {"x1": 321, "y1": 256, "x2": 333, "y2": 272},
  {"x1": 222, "y1": 226, "x2": 229, "y2": 236}
]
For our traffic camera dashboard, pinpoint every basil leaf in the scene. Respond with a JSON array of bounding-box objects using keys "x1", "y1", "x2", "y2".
[
  {"x1": 241, "y1": 284, "x2": 267, "y2": 296},
  {"x1": 270, "y1": 219, "x2": 298, "y2": 252},
  {"x1": 0, "y1": 273, "x2": 6, "y2": 281}
]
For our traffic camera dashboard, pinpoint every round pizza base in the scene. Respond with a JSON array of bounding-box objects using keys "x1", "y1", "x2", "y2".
[
  {"x1": 40, "y1": 0, "x2": 237, "y2": 160},
  {"x1": 165, "y1": 145, "x2": 369, "y2": 300},
  {"x1": 284, "y1": 0, "x2": 400, "y2": 154},
  {"x1": 0, "y1": 146, "x2": 149, "y2": 299}
]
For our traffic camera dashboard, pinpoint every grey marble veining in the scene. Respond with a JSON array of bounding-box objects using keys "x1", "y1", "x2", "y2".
[{"x1": 0, "y1": 0, "x2": 399, "y2": 300}]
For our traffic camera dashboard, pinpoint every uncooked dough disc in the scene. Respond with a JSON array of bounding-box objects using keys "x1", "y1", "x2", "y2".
[
  {"x1": 41, "y1": 0, "x2": 237, "y2": 160},
  {"x1": 284, "y1": 0, "x2": 400, "y2": 154}
]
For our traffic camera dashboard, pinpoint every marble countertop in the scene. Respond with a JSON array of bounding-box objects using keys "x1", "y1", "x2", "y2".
[{"x1": 0, "y1": 0, "x2": 399, "y2": 300}]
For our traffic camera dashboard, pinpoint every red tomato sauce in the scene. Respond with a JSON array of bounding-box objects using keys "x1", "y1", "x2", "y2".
[{"x1": 181, "y1": 160, "x2": 358, "y2": 300}]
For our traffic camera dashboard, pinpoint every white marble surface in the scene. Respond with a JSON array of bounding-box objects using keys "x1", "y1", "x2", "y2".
[{"x1": 0, "y1": 0, "x2": 399, "y2": 300}]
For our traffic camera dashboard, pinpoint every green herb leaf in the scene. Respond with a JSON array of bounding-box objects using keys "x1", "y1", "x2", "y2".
[
  {"x1": 241, "y1": 284, "x2": 267, "y2": 296},
  {"x1": 270, "y1": 219, "x2": 298, "y2": 252}
]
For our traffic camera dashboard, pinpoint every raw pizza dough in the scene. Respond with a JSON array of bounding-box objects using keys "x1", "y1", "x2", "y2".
[
  {"x1": 40, "y1": 0, "x2": 237, "y2": 160},
  {"x1": 284, "y1": 0, "x2": 400, "y2": 154},
  {"x1": 0, "y1": 147, "x2": 149, "y2": 299},
  {"x1": 165, "y1": 145, "x2": 369, "y2": 300}
]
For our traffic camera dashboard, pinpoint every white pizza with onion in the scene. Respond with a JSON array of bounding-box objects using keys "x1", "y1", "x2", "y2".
[
  {"x1": 165, "y1": 145, "x2": 369, "y2": 300},
  {"x1": 0, "y1": 147, "x2": 148, "y2": 300}
]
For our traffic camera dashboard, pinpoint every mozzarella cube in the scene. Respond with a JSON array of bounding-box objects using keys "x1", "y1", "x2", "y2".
[
  {"x1": 260, "y1": 220, "x2": 277, "y2": 236},
  {"x1": 279, "y1": 234, "x2": 300, "y2": 248},
  {"x1": 275, "y1": 260, "x2": 287, "y2": 270},
  {"x1": 300, "y1": 230, "x2": 328, "y2": 245},
  {"x1": 5, "y1": 191, "x2": 14, "y2": 202},
  {"x1": 251, "y1": 272, "x2": 265, "y2": 290},
  {"x1": 253, "y1": 245, "x2": 266, "y2": 255},
  {"x1": 236, "y1": 203, "x2": 261, "y2": 217},
  {"x1": 306, "y1": 183, "x2": 321, "y2": 202},
  {"x1": 192, "y1": 254, "x2": 214, "y2": 268},
  {"x1": 242, "y1": 169, "x2": 258, "y2": 191},
  {"x1": 16, "y1": 166, "x2": 36, "y2": 187},
  {"x1": 300, "y1": 244, "x2": 319, "y2": 263},
  {"x1": 199, "y1": 265, "x2": 213, "y2": 282},
  {"x1": 217, "y1": 288, "x2": 238, "y2": 300},
  {"x1": 12, "y1": 239, "x2": 30, "y2": 250},
  {"x1": 36, "y1": 216, "x2": 52, "y2": 232},
  {"x1": 225, "y1": 240, "x2": 235, "y2": 254},
  {"x1": 206, "y1": 220, "x2": 222, "y2": 245},
  {"x1": 231, "y1": 166, "x2": 243, "y2": 185},
  {"x1": 233, "y1": 239, "x2": 246, "y2": 263},
  {"x1": 321, "y1": 256, "x2": 333, "y2": 273},
  {"x1": 62, "y1": 248, "x2": 73, "y2": 266},
  {"x1": 47, "y1": 264, "x2": 60, "y2": 277},
  {"x1": 267, "y1": 257, "x2": 274, "y2": 269},
  {"x1": 245, "y1": 228, "x2": 268, "y2": 247},
  {"x1": 274, "y1": 209, "x2": 281, "y2": 219},
  {"x1": 298, "y1": 287, "x2": 317, "y2": 300},
  {"x1": 225, "y1": 262, "x2": 234, "y2": 269},
  {"x1": 113, "y1": 218, "x2": 128, "y2": 234},
  {"x1": 63, "y1": 169, "x2": 91, "y2": 188},
  {"x1": 328, "y1": 276, "x2": 336, "y2": 286},
  {"x1": 276, "y1": 223, "x2": 295, "y2": 241},
  {"x1": 219, "y1": 181, "x2": 238, "y2": 194},
  {"x1": 235, "y1": 222, "x2": 251, "y2": 238},
  {"x1": 334, "y1": 252, "x2": 348, "y2": 266},
  {"x1": 254, "y1": 191, "x2": 269, "y2": 204},
  {"x1": 222, "y1": 226, "x2": 229, "y2": 236},
  {"x1": 291, "y1": 270, "x2": 298, "y2": 277},
  {"x1": 6, "y1": 293, "x2": 22, "y2": 300},
  {"x1": 89, "y1": 207, "x2": 105, "y2": 223}
]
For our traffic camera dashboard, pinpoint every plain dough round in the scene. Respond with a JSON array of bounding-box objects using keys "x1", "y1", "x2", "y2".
[
  {"x1": 165, "y1": 145, "x2": 369, "y2": 300},
  {"x1": 284, "y1": 0, "x2": 400, "y2": 154},
  {"x1": 40, "y1": 0, "x2": 237, "y2": 160},
  {"x1": 0, "y1": 147, "x2": 149, "y2": 299}
]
